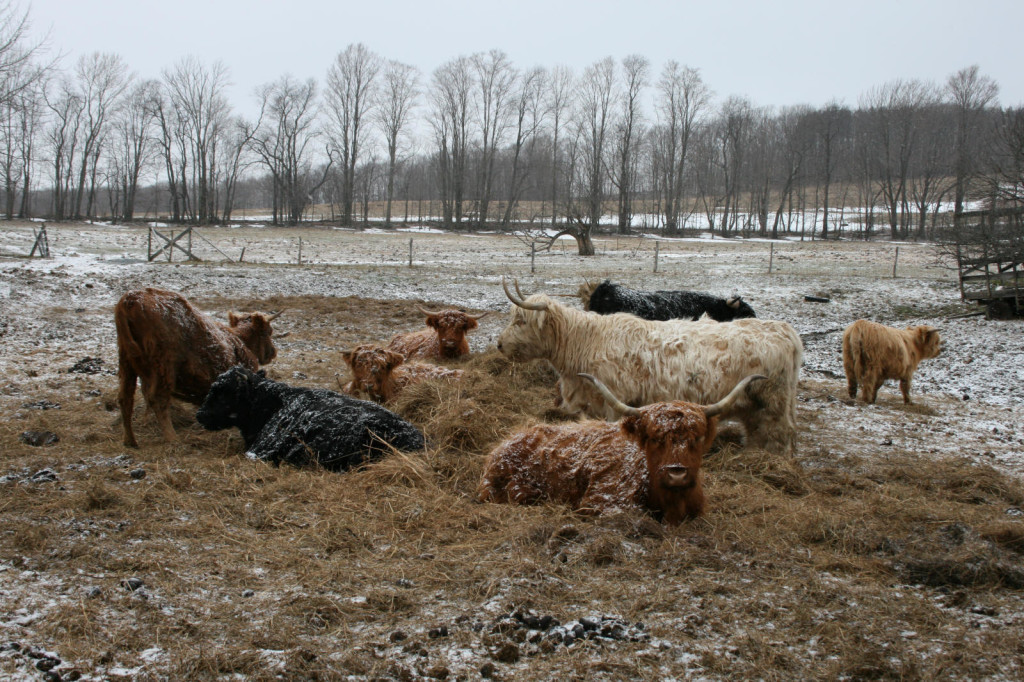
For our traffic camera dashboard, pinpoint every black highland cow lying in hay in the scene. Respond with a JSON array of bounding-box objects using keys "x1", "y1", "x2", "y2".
[
  {"x1": 197, "y1": 367, "x2": 425, "y2": 471},
  {"x1": 580, "y1": 279, "x2": 756, "y2": 322}
]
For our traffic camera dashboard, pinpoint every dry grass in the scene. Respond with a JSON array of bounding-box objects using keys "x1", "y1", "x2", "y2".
[{"x1": 2, "y1": 293, "x2": 1023, "y2": 680}]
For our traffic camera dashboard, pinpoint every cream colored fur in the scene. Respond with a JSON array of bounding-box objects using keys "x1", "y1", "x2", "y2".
[{"x1": 497, "y1": 295, "x2": 803, "y2": 454}]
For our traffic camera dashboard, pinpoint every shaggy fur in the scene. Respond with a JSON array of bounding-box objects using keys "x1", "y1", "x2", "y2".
[
  {"x1": 580, "y1": 279, "x2": 756, "y2": 322},
  {"x1": 842, "y1": 319, "x2": 943, "y2": 404},
  {"x1": 196, "y1": 367, "x2": 424, "y2": 472},
  {"x1": 478, "y1": 376, "x2": 761, "y2": 523},
  {"x1": 115, "y1": 288, "x2": 278, "y2": 447},
  {"x1": 498, "y1": 293, "x2": 802, "y2": 454},
  {"x1": 342, "y1": 344, "x2": 464, "y2": 403},
  {"x1": 386, "y1": 309, "x2": 480, "y2": 360}
]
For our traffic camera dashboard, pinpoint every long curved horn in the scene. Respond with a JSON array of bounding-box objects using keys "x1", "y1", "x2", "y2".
[
  {"x1": 703, "y1": 375, "x2": 767, "y2": 418},
  {"x1": 274, "y1": 331, "x2": 291, "y2": 338},
  {"x1": 267, "y1": 310, "x2": 284, "y2": 321},
  {"x1": 578, "y1": 373, "x2": 641, "y2": 417},
  {"x1": 418, "y1": 305, "x2": 490, "y2": 321},
  {"x1": 502, "y1": 277, "x2": 548, "y2": 311}
]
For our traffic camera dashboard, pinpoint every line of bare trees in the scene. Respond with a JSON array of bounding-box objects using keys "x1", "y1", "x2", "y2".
[{"x1": 2, "y1": 2, "x2": 1023, "y2": 256}]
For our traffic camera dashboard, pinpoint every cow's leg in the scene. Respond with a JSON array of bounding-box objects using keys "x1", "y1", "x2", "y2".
[
  {"x1": 141, "y1": 371, "x2": 176, "y2": 443},
  {"x1": 864, "y1": 373, "x2": 883, "y2": 404},
  {"x1": 118, "y1": 352, "x2": 139, "y2": 448},
  {"x1": 900, "y1": 376, "x2": 913, "y2": 404},
  {"x1": 741, "y1": 404, "x2": 796, "y2": 456},
  {"x1": 842, "y1": 346, "x2": 857, "y2": 399}
]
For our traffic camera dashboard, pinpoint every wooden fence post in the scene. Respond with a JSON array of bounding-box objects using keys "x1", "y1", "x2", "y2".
[
  {"x1": 768, "y1": 242, "x2": 775, "y2": 274},
  {"x1": 298, "y1": 237, "x2": 303, "y2": 265},
  {"x1": 654, "y1": 241, "x2": 660, "y2": 273},
  {"x1": 531, "y1": 241, "x2": 536, "y2": 273},
  {"x1": 892, "y1": 246, "x2": 899, "y2": 278},
  {"x1": 409, "y1": 238, "x2": 413, "y2": 267}
]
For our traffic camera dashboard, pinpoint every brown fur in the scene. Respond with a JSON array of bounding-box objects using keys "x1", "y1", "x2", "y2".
[
  {"x1": 842, "y1": 319, "x2": 943, "y2": 404},
  {"x1": 386, "y1": 310, "x2": 479, "y2": 360},
  {"x1": 477, "y1": 400, "x2": 716, "y2": 524},
  {"x1": 341, "y1": 344, "x2": 463, "y2": 403},
  {"x1": 115, "y1": 288, "x2": 278, "y2": 447}
]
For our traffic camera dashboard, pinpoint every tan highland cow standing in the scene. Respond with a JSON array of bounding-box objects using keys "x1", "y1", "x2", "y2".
[{"x1": 841, "y1": 319, "x2": 943, "y2": 404}]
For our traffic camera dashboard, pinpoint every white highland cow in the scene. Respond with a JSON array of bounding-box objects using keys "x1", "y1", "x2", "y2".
[{"x1": 496, "y1": 279, "x2": 803, "y2": 454}]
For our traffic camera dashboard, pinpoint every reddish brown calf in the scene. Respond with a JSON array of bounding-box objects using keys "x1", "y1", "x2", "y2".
[
  {"x1": 341, "y1": 344, "x2": 464, "y2": 403},
  {"x1": 478, "y1": 373, "x2": 765, "y2": 524},
  {"x1": 115, "y1": 288, "x2": 279, "y2": 447},
  {"x1": 386, "y1": 307, "x2": 486, "y2": 361}
]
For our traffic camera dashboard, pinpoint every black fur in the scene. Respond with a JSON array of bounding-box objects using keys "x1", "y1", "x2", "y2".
[
  {"x1": 197, "y1": 366, "x2": 424, "y2": 471},
  {"x1": 587, "y1": 280, "x2": 756, "y2": 322}
]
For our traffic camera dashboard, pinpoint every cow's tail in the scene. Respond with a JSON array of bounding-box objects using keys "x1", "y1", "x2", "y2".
[
  {"x1": 842, "y1": 326, "x2": 863, "y2": 395},
  {"x1": 114, "y1": 298, "x2": 144, "y2": 364}
]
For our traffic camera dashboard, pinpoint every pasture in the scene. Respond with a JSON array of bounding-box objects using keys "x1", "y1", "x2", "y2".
[{"x1": 2, "y1": 221, "x2": 1023, "y2": 680}]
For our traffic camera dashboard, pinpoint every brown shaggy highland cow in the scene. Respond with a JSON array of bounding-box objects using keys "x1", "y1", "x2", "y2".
[{"x1": 842, "y1": 319, "x2": 943, "y2": 404}]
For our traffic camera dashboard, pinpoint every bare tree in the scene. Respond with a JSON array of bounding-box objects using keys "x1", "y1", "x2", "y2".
[
  {"x1": 988, "y1": 107, "x2": 1024, "y2": 205},
  {"x1": 428, "y1": 56, "x2": 473, "y2": 226},
  {"x1": 545, "y1": 65, "x2": 573, "y2": 229},
  {"x1": 325, "y1": 43, "x2": 381, "y2": 226},
  {"x1": 250, "y1": 75, "x2": 329, "y2": 225},
  {"x1": 859, "y1": 79, "x2": 935, "y2": 239},
  {"x1": 70, "y1": 53, "x2": 131, "y2": 219},
  {"x1": 768, "y1": 106, "x2": 814, "y2": 238},
  {"x1": 946, "y1": 65, "x2": 999, "y2": 225},
  {"x1": 0, "y1": 58, "x2": 43, "y2": 217},
  {"x1": 471, "y1": 49, "x2": 516, "y2": 229},
  {"x1": 163, "y1": 57, "x2": 232, "y2": 224},
  {"x1": 612, "y1": 54, "x2": 648, "y2": 234},
  {"x1": 717, "y1": 96, "x2": 754, "y2": 234},
  {"x1": 0, "y1": 1, "x2": 48, "y2": 108},
  {"x1": 810, "y1": 102, "x2": 851, "y2": 238},
  {"x1": 44, "y1": 77, "x2": 83, "y2": 220},
  {"x1": 501, "y1": 65, "x2": 546, "y2": 228},
  {"x1": 655, "y1": 62, "x2": 710, "y2": 235},
  {"x1": 562, "y1": 57, "x2": 617, "y2": 255},
  {"x1": 109, "y1": 79, "x2": 159, "y2": 221},
  {"x1": 375, "y1": 59, "x2": 419, "y2": 226},
  {"x1": 908, "y1": 105, "x2": 954, "y2": 239}
]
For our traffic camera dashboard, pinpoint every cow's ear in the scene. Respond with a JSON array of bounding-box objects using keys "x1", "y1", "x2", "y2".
[
  {"x1": 228, "y1": 312, "x2": 241, "y2": 326},
  {"x1": 341, "y1": 349, "x2": 354, "y2": 366},
  {"x1": 621, "y1": 414, "x2": 641, "y2": 437},
  {"x1": 256, "y1": 369, "x2": 267, "y2": 378},
  {"x1": 385, "y1": 350, "x2": 405, "y2": 369},
  {"x1": 466, "y1": 317, "x2": 479, "y2": 330},
  {"x1": 425, "y1": 314, "x2": 440, "y2": 329},
  {"x1": 532, "y1": 310, "x2": 547, "y2": 330},
  {"x1": 727, "y1": 297, "x2": 741, "y2": 309}
]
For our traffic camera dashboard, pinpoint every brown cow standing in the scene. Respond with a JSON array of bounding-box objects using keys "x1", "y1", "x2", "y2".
[
  {"x1": 842, "y1": 319, "x2": 943, "y2": 404},
  {"x1": 386, "y1": 307, "x2": 487, "y2": 361},
  {"x1": 115, "y1": 288, "x2": 280, "y2": 447},
  {"x1": 478, "y1": 373, "x2": 765, "y2": 524},
  {"x1": 341, "y1": 344, "x2": 464, "y2": 403}
]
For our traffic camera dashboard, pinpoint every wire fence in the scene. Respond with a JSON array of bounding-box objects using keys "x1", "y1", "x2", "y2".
[{"x1": 0, "y1": 222, "x2": 957, "y2": 283}]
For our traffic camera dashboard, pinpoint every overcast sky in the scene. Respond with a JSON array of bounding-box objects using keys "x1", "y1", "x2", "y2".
[{"x1": 24, "y1": 0, "x2": 1024, "y2": 118}]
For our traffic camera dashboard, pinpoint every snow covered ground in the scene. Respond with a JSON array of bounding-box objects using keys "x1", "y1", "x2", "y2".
[
  {"x1": 1, "y1": 221, "x2": 1021, "y2": 473},
  {"x1": 2, "y1": 221, "x2": 1024, "y2": 680}
]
